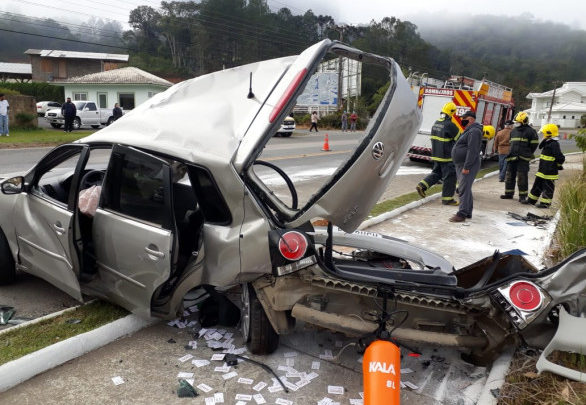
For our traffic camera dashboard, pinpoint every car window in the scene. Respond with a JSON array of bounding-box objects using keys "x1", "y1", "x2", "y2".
[
  {"x1": 31, "y1": 148, "x2": 83, "y2": 207},
  {"x1": 187, "y1": 165, "x2": 231, "y2": 225},
  {"x1": 86, "y1": 103, "x2": 97, "y2": 111},
  {"x1": 49, "y1": 102, "x2": 61, "y2": 107},
  {"x1": 102, "y1": 148, "x2": 172, "y2": 229}
]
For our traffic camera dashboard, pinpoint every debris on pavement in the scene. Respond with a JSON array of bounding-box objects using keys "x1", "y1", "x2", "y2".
[
  {"x1": 111, "y1": 376, "x2": 124, "y2": 385},
  {"x1": 507, "y1": 211, "x2": 552, "y2": 227},
  {"x1": 177, "y1": 379, "x2": 198, "y2": 398},
  {"x1": 0, "y1": 306, "x2": 15, "y2": 324}
]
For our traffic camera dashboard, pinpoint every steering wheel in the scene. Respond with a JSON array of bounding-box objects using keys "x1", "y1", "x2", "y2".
[
  {"x1": 80, "y1": 170, "x2": 105, "y2": 189},
  {"x1": 253, "y1": 160, "x2": 298, "y2": 209}
]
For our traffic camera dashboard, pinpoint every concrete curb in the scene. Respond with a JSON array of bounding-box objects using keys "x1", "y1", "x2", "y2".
[
  {"x1": 0, "y1": 314, "x2": 158, "y2": 392},
  {"x1": 476, "y1": 347, "x2": 515, "y2": 404}
]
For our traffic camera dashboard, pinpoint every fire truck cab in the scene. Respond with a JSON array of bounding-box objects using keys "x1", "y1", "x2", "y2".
[{"x1": 407, "y1": 75, "x2": 515, "y2": 162}]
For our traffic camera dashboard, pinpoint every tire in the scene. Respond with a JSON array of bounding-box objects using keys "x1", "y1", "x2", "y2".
[
  {"x1": 282, "y1": 132, "x2": 292, "y2": 137},
  {"x1": 73, "y1": 118, "x2": 81, "y2": 130},
  {"x1": 0, "y1": 229, "x2": 16, "y2": 285},
  {"x1": 50, "y1": 123, "x2": 62, "y2": 129},
  {"x1": 241, "y1": 283, "x2": 279, "y2": 354},
  {"x1": 91, "y1": 125, "x2": 100, "y2": 129}
]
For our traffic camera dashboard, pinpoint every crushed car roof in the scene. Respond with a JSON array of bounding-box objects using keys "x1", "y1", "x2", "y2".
[{"x1": 78, "y1": 55, "x2": 297, "y2": 166}]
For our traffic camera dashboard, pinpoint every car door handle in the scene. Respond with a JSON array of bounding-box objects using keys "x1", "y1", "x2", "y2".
[
  {"x1": 53, "y1": 222, "x2": 65, "y2": 235},
  {"x1": 145, "y1": 246, "x2": 165, "y2": 260}
]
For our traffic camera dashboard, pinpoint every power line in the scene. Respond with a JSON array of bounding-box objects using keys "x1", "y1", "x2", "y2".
[{"x1": 0, "y1": 27, "x2": 129, "y2": 50}]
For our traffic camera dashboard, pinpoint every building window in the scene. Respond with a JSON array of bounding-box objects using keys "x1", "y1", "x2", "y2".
[
  {"x1": 562, "y1": 115, "x2": 566, "y2": 119},
  {"x1": 73, "y1": 92, "x2": 88, "y2": 101},
  {"x1": 98, "y1": 93, "x2": 108, "y2": 109},
  {"x1": 119, "y1": 93, "x2": 135, "y2": 110},
  {"x1": 572, "y1": 116, "x2": 575, "y2": 119}
]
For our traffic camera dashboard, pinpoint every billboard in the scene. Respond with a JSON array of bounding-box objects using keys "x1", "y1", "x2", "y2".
[{"x1": 296, "y1": 72, "x2": 338, "y2": 106}]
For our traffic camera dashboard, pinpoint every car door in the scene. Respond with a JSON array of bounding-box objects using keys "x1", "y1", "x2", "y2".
[
  {"x1": 91, "y1": 145, "x2": 174, "y2": 317},
  {"x1": 12, "y1": 144, "x2": 88, "y2": 301},
  {"x1": 84, "y1": 102, "x2": 99, "y2": 125}
]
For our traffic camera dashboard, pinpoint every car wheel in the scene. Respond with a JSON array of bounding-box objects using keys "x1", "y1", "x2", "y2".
[
  {"x1": 73, "y1": 118, "x2": 81, "y2": 130},
  {"x1": 282, "y1": 133, "x2": 292, "y2": 137},
  {"x1": 50, "y1": 123, "x2": 62, "y2": 129},
  {"x1": 0, "y1": 229, "x2": 16, "y2": 285},
  {"x1": 241, "y1": 283, "x2": 279, "y2": 354}
]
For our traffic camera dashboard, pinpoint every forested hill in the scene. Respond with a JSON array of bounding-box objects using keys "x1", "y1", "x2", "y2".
[
  {"x1": 415, "y1": 14, "x2": 586, "y2": 108},
  {"x1": 2, "y1": 3, "x2": 586, "y2": 109}
]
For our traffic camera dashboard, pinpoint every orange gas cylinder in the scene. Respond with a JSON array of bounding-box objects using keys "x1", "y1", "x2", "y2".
[{"x1": 362, "y1": 340, "x2": 401, "y2": 405}]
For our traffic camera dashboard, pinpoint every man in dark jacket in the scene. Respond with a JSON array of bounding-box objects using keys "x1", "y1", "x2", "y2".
[
  {"x1": 522, "y1": 123, "x2": 565, "y2": 208},
  {"x1": 449, "y1": 110, "x2": 482, "y2": 222},
  {"x1": 61, "y1": 97, "x2": 77, "y2": 133},
  {"x1": 416, "y1": 102, "x2": 460, "y2": 205},
  {"x1": 112, "y1": 103, "x2": 123, "y2": 121},
  {"x1": 500, "y1": 112, "x2": 539, "y2": 202}
]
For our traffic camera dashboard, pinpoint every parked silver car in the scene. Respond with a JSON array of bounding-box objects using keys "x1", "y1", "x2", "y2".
[{"x1": 1, "y1": 40, "x2": 584, "y2": 363}]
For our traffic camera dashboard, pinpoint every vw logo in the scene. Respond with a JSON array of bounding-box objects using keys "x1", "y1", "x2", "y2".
[{"x1": 372, "y1": 142, "x2": 385, "y2": 160}]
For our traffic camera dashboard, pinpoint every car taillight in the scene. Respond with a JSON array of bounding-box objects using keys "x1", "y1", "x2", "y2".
[
  {"x1": 269, "y1": 68, "x2": 307, "y2": 123},
  {"x1": 508, "y1": 281, "x2": 542, "y2": 311},
  {"x1": 278, "y1": 231, "x2": 307, "y2": 261}
]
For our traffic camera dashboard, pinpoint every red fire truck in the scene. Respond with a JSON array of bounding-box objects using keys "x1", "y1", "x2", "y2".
[{"x1": 407, "y1": 76, "x2": 515, "y2": 162}]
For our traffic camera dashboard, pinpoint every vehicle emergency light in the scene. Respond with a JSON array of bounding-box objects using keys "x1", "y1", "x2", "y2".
[
  {"x1": 278, "y1": 231, "x2": 308, "y2": 261},
  {"x1": 493, "y1": 280, "x2": 550, "y2": 329}
]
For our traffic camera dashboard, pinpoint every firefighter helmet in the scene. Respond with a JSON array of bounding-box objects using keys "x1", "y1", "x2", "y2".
[
  {"x1": 540, "y1": 123, "x2": 558, "y2": 138},
  {"x1": 441, "y1": 102, "x2": 457, "y2": 117},
  {"x1": 483, "y1": 125, "x2": 496, "y2": 140},
  {"x1": 514, "y1": 111, "x2": 529, "y2": 124}
]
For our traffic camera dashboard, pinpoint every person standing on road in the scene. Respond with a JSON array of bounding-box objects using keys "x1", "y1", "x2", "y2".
[
  {"x1": 350, "y1": 111, "x2": 358, "y2": 131},
  {"x1": 449, "y1": 110, "x2": 482, "y2": 222},
  {"x1": 493, "y1": 120, "x2": 513, "y2": 182},
  {"x1": 416, "y1": 102, "x2": 460, "y2": 205},
  {"x1": 522, "y1": 123, "x2": 565, "y2": 208},
  {"x1": 112, "y1": 103, "x2": 123, "y2": 121},
  {"x1": 341, "y1": 111, "x2": 348, "y2": 132},
  {"x1": 309, "y1": 111, "x2": 319, "y2": 132},
  {"x1": 61, "y1": 97, "x2": 77, "y2": 133},
  {"x1": 500, "y1": 111, "x2": 539, "y2": 202},
  {"x1": 0, "y1": 94, "x2": 9, "y2": 137}
]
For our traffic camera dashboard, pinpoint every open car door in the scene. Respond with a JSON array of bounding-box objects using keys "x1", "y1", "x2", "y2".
[
  {"x1": 239, "y1": 40, "x2": 422, "y2": 232},
  {"x1": 91, "y1": 145, "x2": 174, "y2": 317}
]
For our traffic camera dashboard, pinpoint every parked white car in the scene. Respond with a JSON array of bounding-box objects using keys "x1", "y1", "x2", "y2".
[
  {"x1": 36, "y1": 101, "x2": 61, "y2": 117},
  {"x1": 45, "y1": 101, "x2": 116, "y2": 129},
  {"x1": 275, "y1": 116, "x2": 296, "y2": 137}
]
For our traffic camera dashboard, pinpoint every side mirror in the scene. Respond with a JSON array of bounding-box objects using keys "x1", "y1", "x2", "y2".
[
  {"x1": 84, "y1": 107, "x2": 90, "y2": 111},
  {"x1": 1, "y1": 176, "x2": 25, "y2": 195}
]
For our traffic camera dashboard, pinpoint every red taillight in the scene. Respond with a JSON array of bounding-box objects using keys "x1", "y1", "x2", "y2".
[
  {"x1": 278, "y1": 231, "x2": 308, "y2": 261},
  {"x1": 508, "y1": 281, "x2": 542, "y2": 311},
  {"x1": 269, "y1": 68, "x2": 307, "y2": 123}
]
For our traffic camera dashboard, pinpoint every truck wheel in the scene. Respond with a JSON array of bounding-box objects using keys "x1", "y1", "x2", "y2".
[
  {"x1": 73, "y1": 118, "x2": 81, "y2": 130},
  {"x1": 241, "y1": 283, "x2": 279, "y2": 354},
  {"x1": 91, "y1": 125, "x2": 100, "y2": 129},
  {"x1": 0, "y1": 229, "x2": 16, "y2": 285},
  {"x1": 50, "y1": 123, "x2": 62, "y2": 129}
]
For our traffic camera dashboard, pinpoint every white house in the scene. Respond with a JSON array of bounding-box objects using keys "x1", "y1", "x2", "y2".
[
  {"x1": 526, "y1": 82, "x2": 586, "y2": 128},
  {"x1": 53, "y1": 66, "x2": 173, "y2": 111}
]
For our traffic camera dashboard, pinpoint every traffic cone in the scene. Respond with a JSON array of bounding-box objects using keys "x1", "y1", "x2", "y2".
[{"x1": 322, "y1": 133, "x2": 331, "y2": 151}]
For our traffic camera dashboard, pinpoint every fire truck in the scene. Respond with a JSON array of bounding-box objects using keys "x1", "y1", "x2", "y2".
[{"x1": 407, "y1": 75, "x2": 515, "y2": 162}]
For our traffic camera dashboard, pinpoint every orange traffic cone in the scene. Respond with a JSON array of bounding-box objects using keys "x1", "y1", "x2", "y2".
[
  {"x1": 322, "y1": 133, "x2": 331, "y2": 151},
  {"x1": 363, "y1": 340, "x2": 401, "y2": 405}
]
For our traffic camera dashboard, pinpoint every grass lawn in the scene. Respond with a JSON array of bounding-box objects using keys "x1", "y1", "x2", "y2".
[
  {"x1": 0, "y1": 301, "x2": 128, "y2": 366},
  {"x1": 0, "y1": 128, "x2": 94, "y2": 147}
]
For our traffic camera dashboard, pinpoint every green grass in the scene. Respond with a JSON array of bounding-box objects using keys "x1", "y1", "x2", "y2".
[
  {"x1": 369, "y1": 165, "x2": 499, "y2": 217},
  {"x1": 554, "y1": 157, "x2": 586, "y2": 259},
  {"x1": 0, "y1": 128, "x2": 94, "y2": 146},
  {"x1": 0, "y1": 301, "x2": 128, "y2": 365}
]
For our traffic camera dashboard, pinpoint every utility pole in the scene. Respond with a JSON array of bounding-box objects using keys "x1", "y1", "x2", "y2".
[
  {"x1": 334, "y1": 25, "x2": 345, "y2": 110},
  {"x1": 547, "y1": 81, "x2": 560, "y2": 123}
]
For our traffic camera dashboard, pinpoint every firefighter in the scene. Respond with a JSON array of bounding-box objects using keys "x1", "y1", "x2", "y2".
[
  {"x1": 481, "y1": 125, "x2": 495, "y2": 158},
  {"x1": 521, "y1": 123, "x2": 565, "y2": 208},
  {"x1": 416, "y1": 102, "x2": 460, "y2": 205},
  {"x1": 500, "y1": 111, "x2": 539, "y2": 202}
]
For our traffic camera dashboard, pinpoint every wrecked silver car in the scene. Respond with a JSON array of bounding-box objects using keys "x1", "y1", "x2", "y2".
[{"x1": 0, "y1": 40, "x2": 584, "y2": 364}]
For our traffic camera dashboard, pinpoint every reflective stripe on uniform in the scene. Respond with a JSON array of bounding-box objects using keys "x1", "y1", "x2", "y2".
[
  {"x1": 506, "y1": 156, "x2": 518, "y2": 161},
  {"x1": 540, "y1": 197, "x2": 552, "y2": 203},
  {"x1": 531, "y1": 140, "x2": 539, "y2": 144},
  {"x1": 519, "y1": 156, "x2": 533, "y2": 161},
  {"x1": 420, "y1": 180, "x2": 430, "y2": 188},
  {"x1": 431, "y1": 156, "x2": 452, "y2": 162},
  {"x1": 536, "y1": 172, "x2": 559, "y2": 180},
  {"x1": 442, "y1": 196, "x2": 454, "y2": 200},
  {"x1": 540, "y1": 154, "x2": 556, "y2": 161},
  {"x1": 510, "y1": 137, "x2": 527, "y2": 142},
  {"x1": 528, "y1": 193, "x2": 538, "y2": 201},
  {"x1": 519, "y1": 191, "x2": 528, "y2": 195},
  {"x1": 505, "y1": 189, "x2": 515, "y2": 193},
  {"x1": 431, "y1": 136, "x2": 453, "y2": 142}
]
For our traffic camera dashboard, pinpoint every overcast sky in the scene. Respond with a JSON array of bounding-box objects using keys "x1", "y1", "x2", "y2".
[{"x1": 3, "y1": 0, "x2": 586, "y2": 31}]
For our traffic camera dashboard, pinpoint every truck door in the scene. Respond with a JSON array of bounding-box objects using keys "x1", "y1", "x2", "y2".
[{"x1": 83, "y1": 102, "x2": 100, "y2": 125}]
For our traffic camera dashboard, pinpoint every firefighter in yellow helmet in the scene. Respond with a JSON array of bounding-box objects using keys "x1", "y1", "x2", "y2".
[
  {"x1": 521, "y1": 123, "x2": 565, "y2": 208},
  {"x1": 416, "y1": 102, "x2": 460, "y2": 205},
  {"x1": 500, "y1": 111, "x2": 539, "y2": 202},
  {"x1": 481, "y1": 125, "x2": 495, "y2": 157}
]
